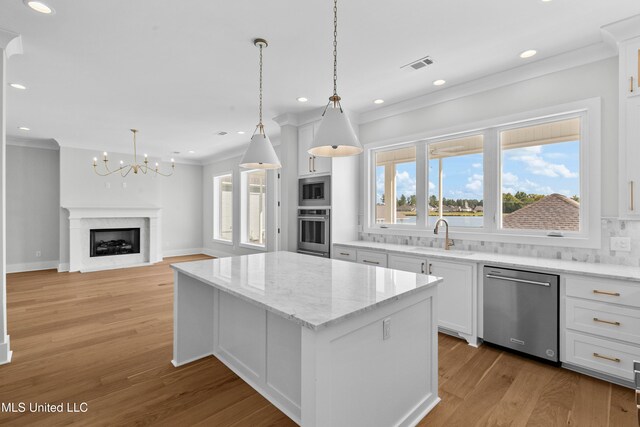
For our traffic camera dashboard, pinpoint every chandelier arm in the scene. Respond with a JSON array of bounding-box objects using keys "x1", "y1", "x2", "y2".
[
  {"x1": 121, "y1": 165, "x2": 133, "y2": 178},
  {"x1": 153, "y1": 168, "x2": 174, "y2": 177},
  {"x1": 93, "y1": 164, "x2": 116, "y2": 177}
]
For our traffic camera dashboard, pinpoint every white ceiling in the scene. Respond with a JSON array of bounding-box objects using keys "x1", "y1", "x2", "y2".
[{"x1": 1, "y1": 0, "x2": 639, "y2": 161}]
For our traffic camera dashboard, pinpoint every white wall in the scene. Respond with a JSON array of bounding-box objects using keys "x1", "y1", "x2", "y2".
[
  {"x1": 58, "y1": 146, "x2": 203, "y2": 267},
  {"x1": 202, "y1": 150, "x2": 279, "y2": 257},
  {"x1": 6, "y1": 145, "x2": 60, "y2": 271},
  {"x1": 359, "y1": 57, "x2": 619, "y2": 217}
]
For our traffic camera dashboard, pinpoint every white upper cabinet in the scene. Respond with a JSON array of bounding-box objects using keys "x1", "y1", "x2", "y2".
[
  {"x1": 624, "y1": 37, "x2": 640, "y2": 98},
  {"x1": 621, "y1": 97, "x2": 640, "y2": 217},
  {"x1": 298, "y1": 122, "x2": 331, "y2": 177}
]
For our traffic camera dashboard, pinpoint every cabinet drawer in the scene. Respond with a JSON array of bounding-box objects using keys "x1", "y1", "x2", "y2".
[
  {"x1": 565, "y1": 331, "x2": 640, "y2": 381},
  {"x1": 333, "y1": 246, "x2": 356, "y2": 262},
  {"x1": 565, "y1": 276, "x2": 640, "y2": 308},
  {"x1": 356, "y1": 250, "x2": 388, "y2": 268},
  {"x1": 388, "y1": 254, "x2": 427, "y2": 274},
  {"x1": 566, "y1": 297, "x2": 640, "y2": 345}
]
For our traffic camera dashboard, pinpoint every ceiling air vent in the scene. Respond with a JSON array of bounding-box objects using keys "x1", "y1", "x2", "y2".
[
  {"x1": 217, "y1": 131, "x2": 228, "y2": 136},
  {"x1": 401, "y1": 55, "x2": 434, "y2": 71}
]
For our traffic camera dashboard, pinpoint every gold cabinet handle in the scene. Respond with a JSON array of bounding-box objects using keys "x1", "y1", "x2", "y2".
[
  {"x1": 631, "y1": 181, "x2": 635, "y2": 211},
  {"x1": 421, "y1": 262, "x2": 425, "y2": 274},
  {"x1": 593, "y1": 289, "x2": 621, "y2": 296},
  {"x1": 362, "y1": 260, "x2": 380, "y2": 265},
  {"x1": 428, "y1": 263, "x2": 433, "y2": 275},
  {"x1": 593, "y1": 352, "x2": 621, "y2": 363},
  {"x1": 593, "y1": 317, "x2": 621, "y2": 326},
  {"x1": 631, "y1": 76, "x2": 635, "y2": 93},
  {"x1": 339, "y1": 252, "x2": 350, "y2": 256},
  {"x1": 308, "y1": 157, "x2": 312, "y2": 173}
]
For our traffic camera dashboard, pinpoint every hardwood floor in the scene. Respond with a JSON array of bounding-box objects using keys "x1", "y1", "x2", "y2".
[{"x1": 0, "y1": 256, "x2": 636, "y2": 426}]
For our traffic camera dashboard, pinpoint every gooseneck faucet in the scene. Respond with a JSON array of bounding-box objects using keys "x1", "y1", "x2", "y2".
[{"x1": 434, "y1": 218, "x2": 454, "y2": 250}]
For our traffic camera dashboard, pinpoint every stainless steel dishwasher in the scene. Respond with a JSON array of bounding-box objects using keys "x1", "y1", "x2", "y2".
[{"x1": 483, "y1": 266, "x2": 559, "y2": 362}]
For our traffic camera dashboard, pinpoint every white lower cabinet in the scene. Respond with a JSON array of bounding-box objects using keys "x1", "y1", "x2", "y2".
[
  {"x1": 334, "y1": 246, "x2": 478, "y2": 345},
  {"x1": 428, "y1": 259, "x2": 475, "y2": 339},
  {"x1": 562, "y1": 274, "x2": 640, "y2": 385}
]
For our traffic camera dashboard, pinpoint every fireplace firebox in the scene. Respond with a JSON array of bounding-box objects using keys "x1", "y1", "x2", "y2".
[{"x1": 90, "y1": 228, "x2": 141, "y2": 257}]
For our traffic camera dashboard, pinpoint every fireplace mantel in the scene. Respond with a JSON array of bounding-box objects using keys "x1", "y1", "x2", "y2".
[{"x1": 62, "y1": 206, "x2": 162, "y2": 272}]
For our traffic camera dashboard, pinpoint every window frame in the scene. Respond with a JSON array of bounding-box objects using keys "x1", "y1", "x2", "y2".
[
  {"x1": 240, "y1": 168, "x2": 268, "y2": 251},
  {"x1": 364, "y1": 98, "x2": 601, "y2": 249},
  {"x1": 212, "y1": 171, "x2": 234, "y2": 245}
]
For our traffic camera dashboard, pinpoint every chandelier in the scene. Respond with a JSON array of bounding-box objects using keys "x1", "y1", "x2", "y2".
[{"x1": 92, "y1": 129, "x2": 175, "y2": 177}]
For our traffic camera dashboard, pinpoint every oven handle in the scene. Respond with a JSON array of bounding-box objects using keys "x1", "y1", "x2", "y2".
[
  {"x1": 298, "y1": 216, "x2": 329, "y2": 221},
  {"x1": 298, "y1": 249, "x2": 327, "y2": 257}
]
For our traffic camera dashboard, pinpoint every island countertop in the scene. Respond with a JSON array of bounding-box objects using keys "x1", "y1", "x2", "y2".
[{"x1": 171, "y1": 251, "x2": 442, "y2": 330}]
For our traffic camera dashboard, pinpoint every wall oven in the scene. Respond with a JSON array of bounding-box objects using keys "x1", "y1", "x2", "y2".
[
  {"x1": 297, "y1": 209, "x2": 331, "y2": 258},
  {"x1": 299, "y1": 176, "x2": 331, "y2": 207}
]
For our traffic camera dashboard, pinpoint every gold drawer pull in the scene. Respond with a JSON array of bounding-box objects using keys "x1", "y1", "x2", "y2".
[
  {"x1": 593, "y1": 289, "x2": 621, "y2": 297},
  {"x1": 631, "y1": 76, "x2": 635, "y2": 93},
  {"x1": 339, "y1": 252, "x2": 350, "y2": 256},
  {"x1": 362, "y1": 260, "x2": 380, "y2": 265},
  {"x1": 593, "y1": 317, "x2": 621, "y2": 326},
  {"x1": 593, "y1": 352, "x2": 621, "y2": 363}
]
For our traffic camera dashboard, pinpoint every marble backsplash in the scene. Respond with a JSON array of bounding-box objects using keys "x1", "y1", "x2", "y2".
[{"x1": 360, "y1": 218, "x2": 640, "y2": 267}]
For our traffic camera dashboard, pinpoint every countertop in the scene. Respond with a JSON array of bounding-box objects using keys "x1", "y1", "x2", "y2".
[
  {"x1": 171, "y1": 251, "x2": 442, "y2": 331},
  {"x1": 335, "y1": 241, "x2": 640, "y2": 283}
]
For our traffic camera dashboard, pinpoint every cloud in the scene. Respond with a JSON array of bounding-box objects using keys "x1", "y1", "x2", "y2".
[
  {"x1": 501, "y1": 172, "x2": 556, "y2": 195},
  {"x1": 465, "y1": 173, "x2": 483, "y2": 192},
  {"x1": 472, "y1": 163, "x2": 482, "y2": 168},
  {"x1": 396, "y1": 170, "x2": 416, "y2": 198},
  {"x1": 428, "y1": 181, "x2": 435, "y2": 190},
  {"x1": 508, "y1": 147, "x2": 577, "y2": 179}
]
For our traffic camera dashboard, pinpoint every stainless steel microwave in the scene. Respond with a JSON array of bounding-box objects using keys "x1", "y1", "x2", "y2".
[{"x1": 298, "y1": 176, "x2": 331, "y2": 207}]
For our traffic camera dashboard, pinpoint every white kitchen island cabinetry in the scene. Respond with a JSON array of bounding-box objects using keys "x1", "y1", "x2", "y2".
[{"x1": 172, "y1": 252, "x2": 441, "y2": 426}]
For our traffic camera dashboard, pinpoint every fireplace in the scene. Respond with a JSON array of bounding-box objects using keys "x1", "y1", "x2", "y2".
[{"x1": 90, "y1": 228, "x2": 141, "y2": 257}]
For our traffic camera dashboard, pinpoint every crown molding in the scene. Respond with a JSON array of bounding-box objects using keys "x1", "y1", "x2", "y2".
[
  {"x1": 272, "y1": 113, "x2": 299, "y2": 127},
  {"x1": 359, "y1": 41, "x2": 616, "y2": 125},
  {"x1": 0, "y1": 28, "x2": 22, "y2": 58},
  {"x1": 7, "y1": 136, "x2": 59, "y2": 151},
  {"x1": 601, "y1": 13, "x2": 640, "y2": 44}
]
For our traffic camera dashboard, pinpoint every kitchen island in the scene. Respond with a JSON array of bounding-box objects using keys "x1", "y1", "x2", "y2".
[{"x1": 171, "y1": 251, "x2": 441, "y2": 426}]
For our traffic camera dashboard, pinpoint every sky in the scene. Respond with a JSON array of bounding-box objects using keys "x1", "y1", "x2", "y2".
[{"x1": 376, "y1": 140, "x2": 580, "y2": 203}]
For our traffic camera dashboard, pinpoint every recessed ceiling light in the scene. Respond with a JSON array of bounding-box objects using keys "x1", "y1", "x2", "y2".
[
  {"x1": 237, "y1": 131, "x2": 246, "y2": 135},
  {"x1": 520, "y1": 49, "x2": 537, "y2": 59},
  {"x1": 23, "y1": 0, "x2": 54, "y2": 14},
  {"x1": 297, "y1": 97, "x2": 308, "y2": 103},
  {"x1": 188, "y1": 150, "x2": 195, "y2": 154},
  {"x1": 541, "y1": 0, "x2": 552, "y2": 2},
  {"x1": 9, "y1": 83, "x2": 27, "y2": 90},
  {"x1": 18, "y1": 126, "x2": 30, "y2": 131},
  {"x1": 373, "y1": 99, "x2": 385, "y2": 104},
  {"x1": 433, "y1": 79, "x2": 446, "y2": 86}
]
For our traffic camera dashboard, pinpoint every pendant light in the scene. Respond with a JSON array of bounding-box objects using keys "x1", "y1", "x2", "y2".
[
  {"x1": 308, "y1": 0, "x2": 362, "y2": 158},
  {"x1": 240, "y1": 38, "x2": 281, "y2": 169}
]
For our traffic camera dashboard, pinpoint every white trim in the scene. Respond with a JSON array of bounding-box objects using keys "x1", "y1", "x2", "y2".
[
  {"x1": 213, "y1": 171, "x2": 234, "y2": 243},
  {"x1": 201, "y1": 247, "x2": 233, "y2": 258},
  {"x1": 6, "y1": 136, "x2": 59, "y2": 151},
  {"x1": 238, "y1": 242, "x2": 267, "y2": 252},
  {"x1": 211, "y1": 238, "x2": 233, "y2": 246},
  {"x1": 58, "y1": 263, "x2": 70, "y2": 272},
  {"x1": 7, "y1": 260, "x2": 58, "y2": 273},
  {"x1": 0, "y1": 337, "x2": 12, "y2": 365},
  {"x1": 359, "y1": 42, "x2": 615, "y2": 124},
  {"x1": 162, "y1": 248, "x2": 206, "y2": 258},
  {"x1": 364, "y1": 98, "x2": 602, "y2": 249}
]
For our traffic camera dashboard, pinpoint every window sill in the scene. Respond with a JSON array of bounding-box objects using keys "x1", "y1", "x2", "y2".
[
  {"x1": 363, "y1": 226, "x2": 601, "y2": 250},
  {"x1": 239, "y1": 242, "x2": 267, "y2": 251},
  {"x1": 212, "y1": 238, "x2": 234, "y2": 246}
]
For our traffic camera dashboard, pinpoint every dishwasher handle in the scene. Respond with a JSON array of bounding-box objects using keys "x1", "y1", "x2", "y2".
[{"x1": 485, "y1": 274, "x2": 550, "y2": 287}]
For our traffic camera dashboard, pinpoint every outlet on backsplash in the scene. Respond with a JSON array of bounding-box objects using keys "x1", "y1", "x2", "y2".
[{"x1": 610, "y1": 236, "x2": 631, "y2": 252}]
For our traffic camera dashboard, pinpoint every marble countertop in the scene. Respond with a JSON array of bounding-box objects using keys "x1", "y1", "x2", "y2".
[
  {"x1": 335, "y1": 241, "x2": 640, "y2": 283},
  {"x1": 171, "y1": 251, "x2": 442, "y2": 330}
]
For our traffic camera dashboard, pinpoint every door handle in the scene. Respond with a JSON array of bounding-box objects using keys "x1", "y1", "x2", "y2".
[{"x1": 485, "y1": 274, "x2": 550, "y2": 287}]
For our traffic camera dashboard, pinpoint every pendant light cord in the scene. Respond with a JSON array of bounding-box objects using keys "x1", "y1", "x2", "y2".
[
  {"x1": 258, "y1": 42, "x2": 264, "y2": 134},
  {"x1": 333, "y1": 0, "x2": 338, "y2": 97}
]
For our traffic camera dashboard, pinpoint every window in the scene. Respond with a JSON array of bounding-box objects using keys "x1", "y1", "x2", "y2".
[
  {"x1": 375, "y1": 146, "x2": 417, "y2": 225},
  {"x1": 366, "y1": 99, "x2": 599, "y2": 248},
  {"x1": 242, "y1": 169, "x2": 267, "y2": 247},
  {"x1": 428, "y1": 135, "x2": 484, "y2": 227},
  {"x1": 213, "y1": 173, "x2": 233, "y2": 242},
  {"x1": 500, "y1": 117, "x2": 581, "y2": 233}
]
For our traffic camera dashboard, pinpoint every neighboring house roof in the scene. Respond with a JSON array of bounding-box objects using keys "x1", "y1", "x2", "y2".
[{"x1": 503, "y1": 193, "x2": 579, "y2": 231}]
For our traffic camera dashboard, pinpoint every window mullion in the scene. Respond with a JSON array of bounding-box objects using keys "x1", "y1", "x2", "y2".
[
  {"x1": 415, "y1": 143, "x2": 427, "y2": 229},
  {"x1": 484, "y1": 128, "x2": 499, "y2": 234}
]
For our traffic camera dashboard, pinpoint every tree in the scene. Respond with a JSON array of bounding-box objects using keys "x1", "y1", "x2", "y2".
[
  {"x1": 429, "y1": 195, "x2": 438, "y2": 208},
  {"x1": 408, "y1": 195, "x2": 417, "y2": 206},
  {"x1": 380, "y1": 194, "x2": 385, "y2": 204},
  {"x1": 571, "y1": 195, "x2": 580, "y2": 203},
  {"x1": 398, "y1": 194, "x2": 407, "y2": 207},
  {"x1": 502, "y1": 193, "x2": 523, "y2": 214}
]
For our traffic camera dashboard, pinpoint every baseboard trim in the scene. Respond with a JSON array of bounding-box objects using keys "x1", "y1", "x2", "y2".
[
  {"x1": 201, "y1": 247, "x2": 236, "y2": 258},
  {"x1": 58, "y1": 263, "x2": 70, "y2": 273},
  {"x1": 0, "y1": 337, "x2": 12, "y2": 365},
  {"x1": 7, "y1": 260, "x2": 59, "y2": 273},
  {"x1": 163, "y1": 248, "x2": 206, "y2": 258}
]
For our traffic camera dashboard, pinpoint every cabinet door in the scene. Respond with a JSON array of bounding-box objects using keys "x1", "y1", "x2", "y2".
[
  {"x1": 298, "y1": 124, "x2": 314, "y2": 176},
  {"x1": 623, "y1": 97, "x2": 640, "y2": 216},
  {"x1": 356, "y1": 250, "x2": 388, "y2": 268},
  {"x1": 388, "y1": 254, "x2": 427, "y2": 274},
  {"x1": 429, "y1": 259, "x2": 474, "y2": 335},
  {"x1": 310, "y1": 122, "x2": 332, "y2": 174},
  {"x1": 625, "y1": 38, "x2": 640, "y2": 97}
]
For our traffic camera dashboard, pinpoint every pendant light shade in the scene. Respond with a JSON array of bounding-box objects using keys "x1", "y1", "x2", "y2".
[
  {"x1": 309, "y1": 0, "x2": 362, "y2": 158},
  {"x1": 240, "y1": 132, "x2": 281, "y2": 169},
  {"x1": 308, "y1": 105, "x2": 361, "y2": 157},
  {"x1": 240, "y1": 38, "x2": 281, "y2": 170}
]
